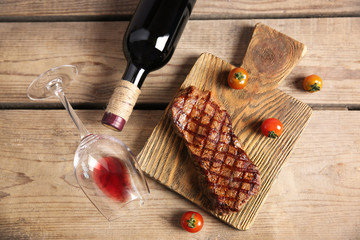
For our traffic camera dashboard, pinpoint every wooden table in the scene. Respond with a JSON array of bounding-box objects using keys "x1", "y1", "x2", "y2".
[{"x1": 0, "y1": 1, "x2": 359, "y2": 239}]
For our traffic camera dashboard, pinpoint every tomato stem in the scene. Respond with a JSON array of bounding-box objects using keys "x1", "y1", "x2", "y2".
[
  {"x1": 268, "y1": 131, "x2": 278, "y2": 138},
  {"x1": 187, "y1": 214, "x2": 196, "y2": 228},
  {"x1": 234, "y1": 72, "x2": 245, "y2": 80},
  {"x1": 310, "y1": 82, "x2": 321, "y2": 92}
]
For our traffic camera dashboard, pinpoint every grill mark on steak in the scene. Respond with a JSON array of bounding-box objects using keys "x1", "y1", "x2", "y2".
[{"x1": 170, "y1": 86, "x2": 261, "y2": 214}]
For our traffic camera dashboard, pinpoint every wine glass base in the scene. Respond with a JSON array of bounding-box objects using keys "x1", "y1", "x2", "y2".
[{"x1": 27, "y1": 65, "x2": 78, "y2": 100}]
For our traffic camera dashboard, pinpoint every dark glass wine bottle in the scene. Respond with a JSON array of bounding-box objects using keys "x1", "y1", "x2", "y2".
[{"x1": 102, "y1": 0, "x2": 196, "y2": 131}]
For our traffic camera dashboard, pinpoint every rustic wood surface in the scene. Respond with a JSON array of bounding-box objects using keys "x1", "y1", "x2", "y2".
[
  {"x1": 0, "y1": 18, "x2": 359, "y2": 107},
  {"x1": 0, "y1": 110, "x2": 359, "y2": 239},
  {"x1": 0, "y1": 0, "x2": 359, "y2": 19},
  {"x1": 0, "y1": 0, "x2": 359, "y2": 239}
]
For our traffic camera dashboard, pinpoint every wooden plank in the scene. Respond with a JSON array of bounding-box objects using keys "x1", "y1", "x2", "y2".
[
  {"x1": 0, "y1": 18, "x2": 359, "y2": 107},
  {"x1": 0, "y1": 109, "x2": 359, "y2": 239},
  {"x1": 0, "y1": 0, "x2": 359, "y2": 19}
]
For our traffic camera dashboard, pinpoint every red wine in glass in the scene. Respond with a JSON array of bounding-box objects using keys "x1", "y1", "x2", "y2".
[{"x1": 93, "y1": 156, "x2": 131, "y2": 202}]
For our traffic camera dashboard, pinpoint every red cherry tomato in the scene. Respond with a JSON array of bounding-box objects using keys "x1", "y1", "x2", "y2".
[
  {"x1": 227, "y1": 67, "x2": 248, "y2": 89},
  {"x1": 261, "y1": 118, "x2": 283, "y2": 138},
  {"x1": 303, "y1": 74, "x2": 323, "y2": 93},
  {"x1": 180, "y1": 211, "x2": 203, "y2": 233}
]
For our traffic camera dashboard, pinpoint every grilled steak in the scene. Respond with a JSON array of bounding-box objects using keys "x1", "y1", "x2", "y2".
[{"x1": 169, "y1": 86, "x2": 261, "y2": 214}]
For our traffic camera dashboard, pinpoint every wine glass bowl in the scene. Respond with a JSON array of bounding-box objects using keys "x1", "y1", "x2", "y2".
[
  {"x1": 27, "y1": 65, "x2": 150, "y2": 221},
  {"x1": 74, "y1": 134, "x2": 149, "y2": 220}
]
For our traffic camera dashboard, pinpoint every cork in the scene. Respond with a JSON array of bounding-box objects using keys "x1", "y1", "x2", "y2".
[{"x1": 102, "y1": 80, "x2": 141, "y2": 131}]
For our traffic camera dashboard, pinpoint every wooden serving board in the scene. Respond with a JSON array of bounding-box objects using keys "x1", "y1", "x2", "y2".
[{"x1": 137, "y1": 23, "x2": 311, "y2": 230}]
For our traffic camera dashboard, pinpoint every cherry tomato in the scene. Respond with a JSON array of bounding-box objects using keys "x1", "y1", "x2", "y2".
[
  {"x1": 261, "y1": 118, "x2": 283, "y2": 138},
  {"x1": 180, "y1": 211, "x2": 203, "y2": 233},
  {"x1": 303, "y1": 74, "x2": 323, "y2": 93},
  {"x1": 227, "y1": 67, "x2": 248, "y2": 89}
]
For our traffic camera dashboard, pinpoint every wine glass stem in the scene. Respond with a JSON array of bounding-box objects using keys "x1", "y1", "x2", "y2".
[{"x1": 54, "y1": 88, "x2": 90, "y2": 139}]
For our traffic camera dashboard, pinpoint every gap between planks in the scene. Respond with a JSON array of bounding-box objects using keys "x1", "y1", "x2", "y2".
[
  {"x1": 1, "y1": 15, "x2": 360, "y2": 23},
  {"x1": 1, "y1": 103, "x2": 359, "y2": 111}
]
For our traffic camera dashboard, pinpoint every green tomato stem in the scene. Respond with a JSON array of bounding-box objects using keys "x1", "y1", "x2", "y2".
[
  {"x1": 187, "y1": 214, "x2": 196, "y2": 228},
  {"x1": 310, "y1": 82, "x2": 321, "y2": 92},
  {"x1": 235, "y1": 72, "x2": 245, "y2": 80},
  {"x1": 268, "y1": 131, "x2": 278, "y2": 138}
]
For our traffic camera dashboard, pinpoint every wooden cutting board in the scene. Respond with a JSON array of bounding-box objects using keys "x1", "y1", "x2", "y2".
[{"x1": 137, "y1": 23, "x2": 311, "y2": 230}]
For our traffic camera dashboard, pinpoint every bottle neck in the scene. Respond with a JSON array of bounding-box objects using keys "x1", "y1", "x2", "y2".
[{"x1": 122, "y1": 62, "x2": 148, "y2": 88}]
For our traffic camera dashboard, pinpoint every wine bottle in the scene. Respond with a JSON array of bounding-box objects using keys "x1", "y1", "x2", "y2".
[{"x1": 102, "y1": 0, "x2": 196, "y2": 131}]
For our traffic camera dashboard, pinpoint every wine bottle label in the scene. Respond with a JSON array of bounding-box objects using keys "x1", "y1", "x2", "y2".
[{"x1": 105, "y1": 80, "x2": 141, "y2": 122}]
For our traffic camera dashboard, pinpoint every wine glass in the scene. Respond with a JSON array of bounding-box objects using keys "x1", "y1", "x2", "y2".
[{"x1": 27, "y1": 65, "x2": 150, "y2": 221}]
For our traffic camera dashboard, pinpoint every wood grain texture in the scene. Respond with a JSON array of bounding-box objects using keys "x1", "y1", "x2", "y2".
[
  {"x1": 241, "y1": 23, "x2": 306, "y2": 89},
  {"x1": 0, "y1": 109, "x2": 359, "y2": 239},
  {"x1": 137, "y1": 38, "x2": 311, "y2": 230},
  {"x1": 0, "y1": 0, "x2": 359, "y2": 19},
  {"x1": 0, "y1": 18, "x2": 359, "y2": 107},
  {"x1": 0, "y1": 1, "x2": 358, "y2": 239}
]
